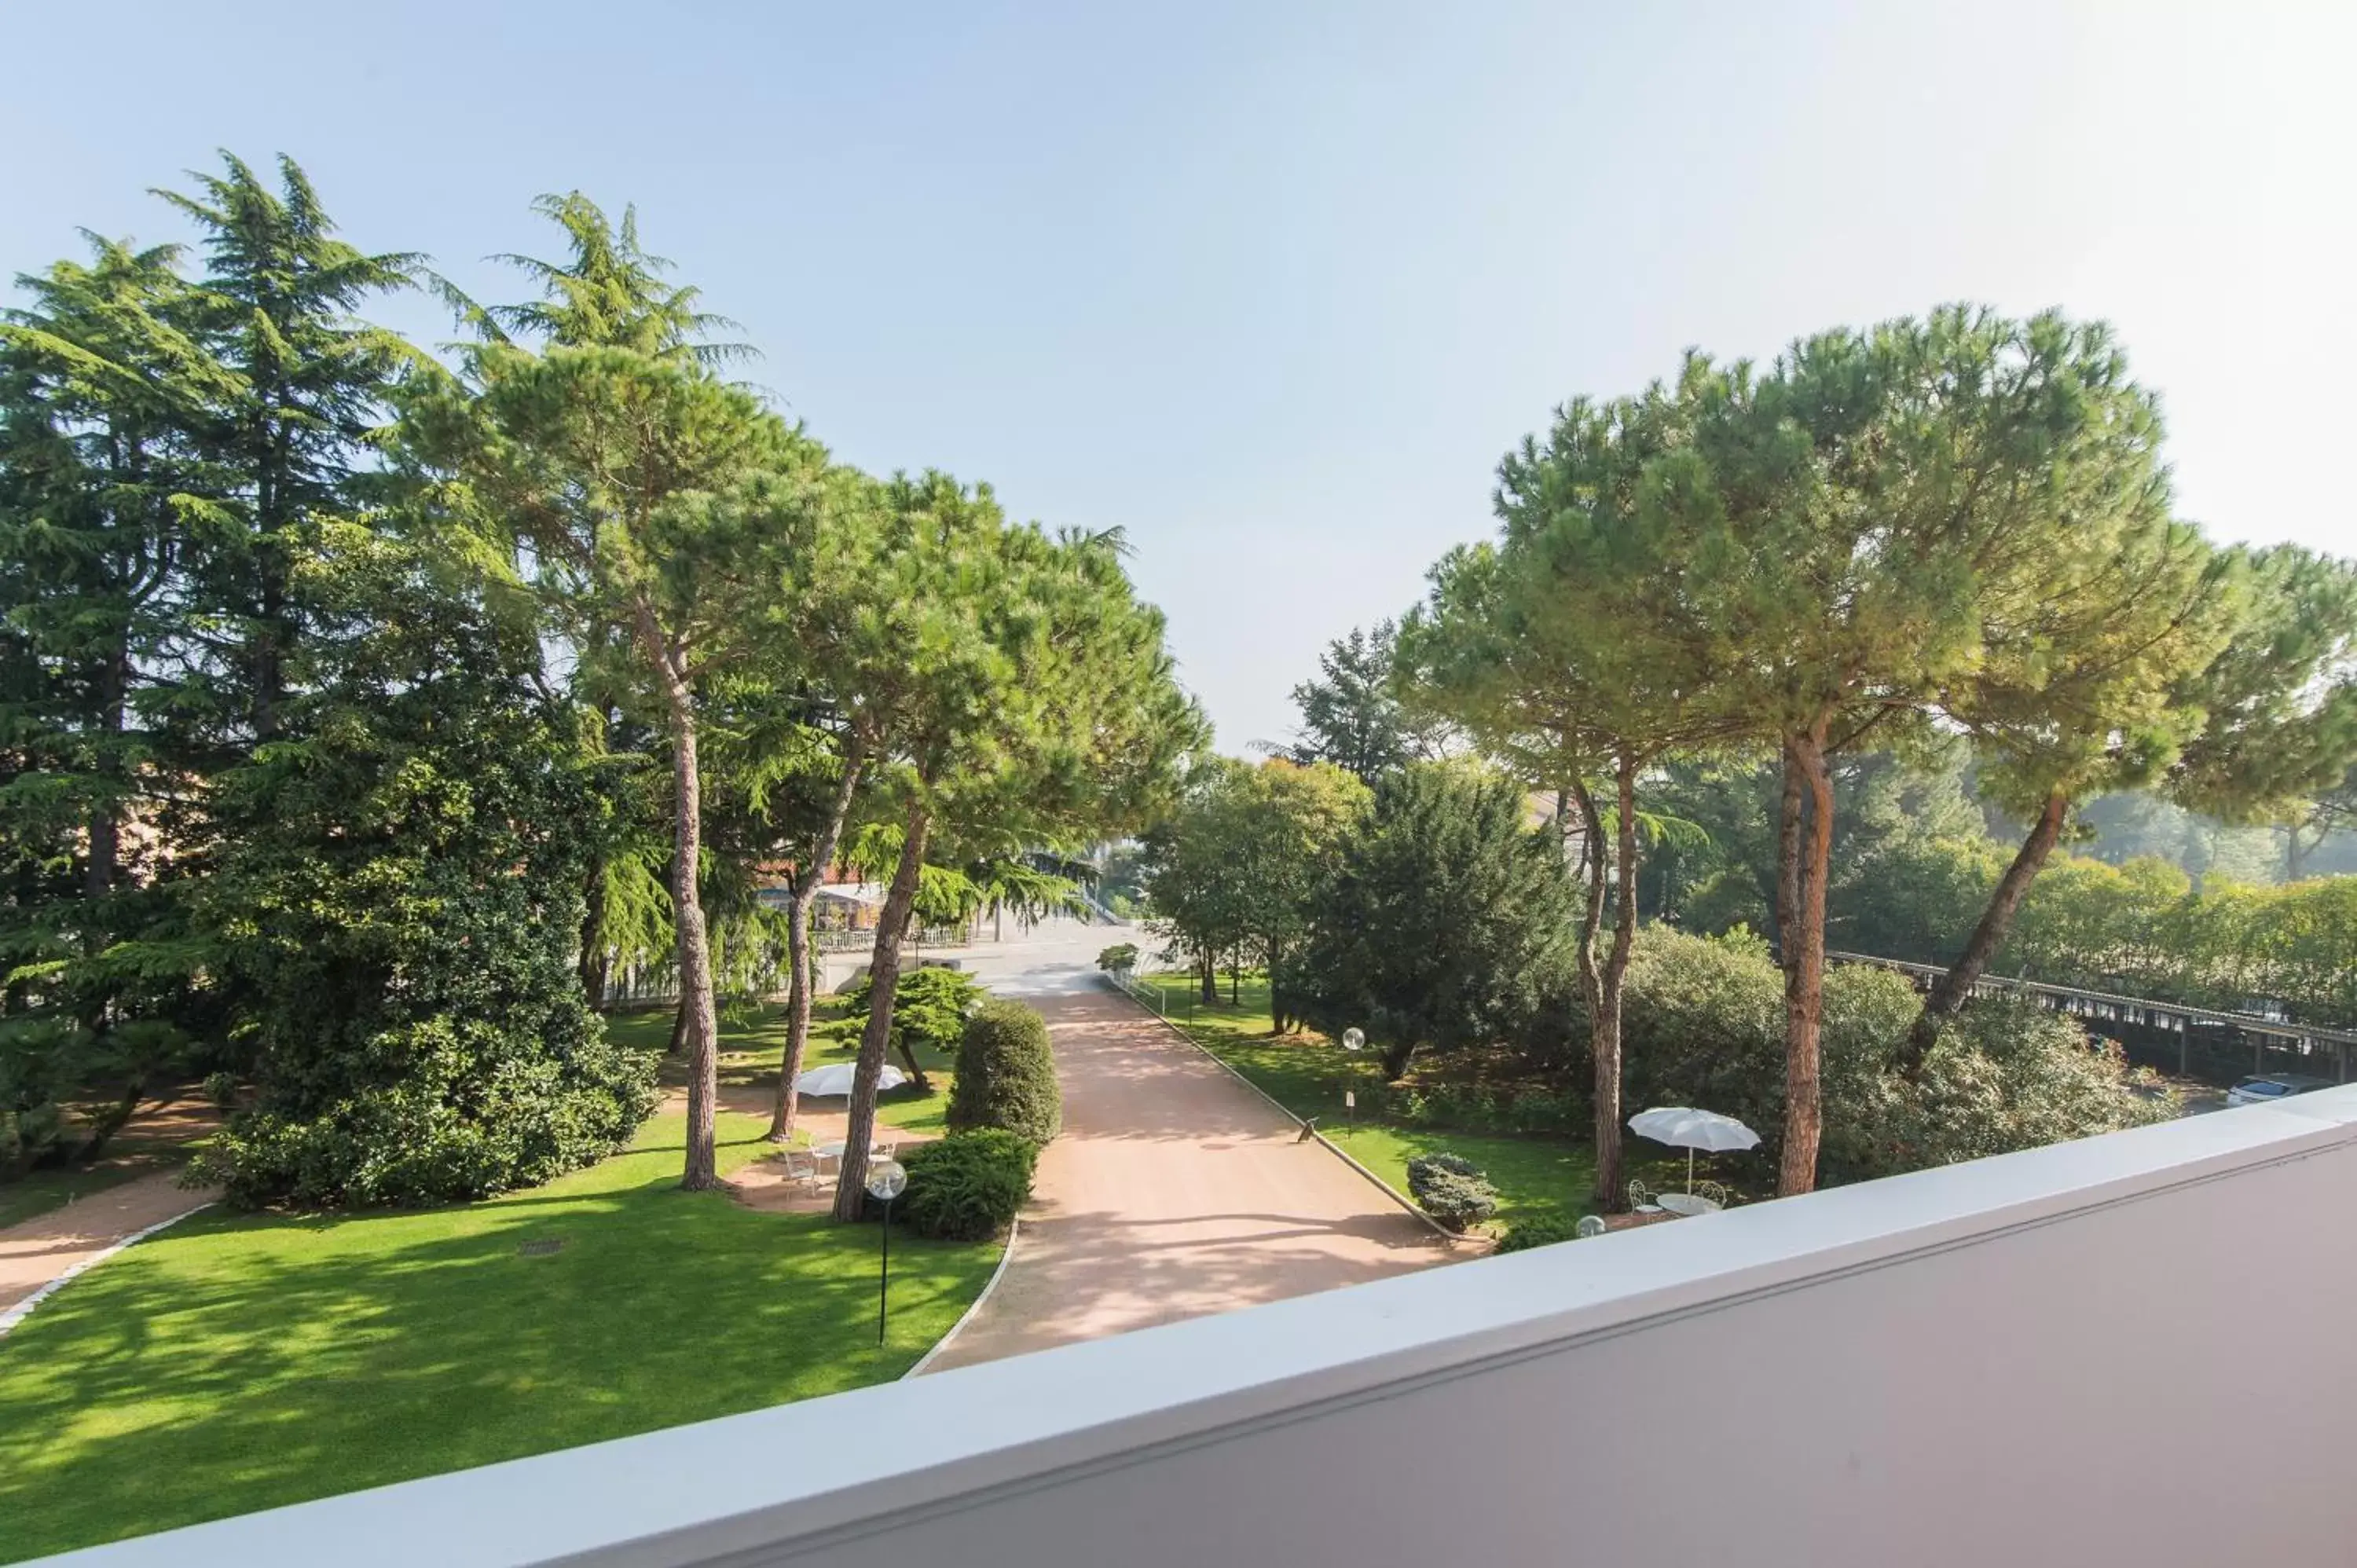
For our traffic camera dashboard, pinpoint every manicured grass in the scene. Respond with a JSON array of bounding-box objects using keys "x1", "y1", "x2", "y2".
[
  {"x1": 612, "y1": 997, "x2": 956, "y2": 1136},
  {"x1": 0, "y1": 1109, "x2": 1000, "y2": 1563},
  {"x1": 1135, "y1": 971, "x2": 1703, "y2": 1231},
  {"x1": 1322, "y1": 1123, "x2": 1595, "y2": 1229}
]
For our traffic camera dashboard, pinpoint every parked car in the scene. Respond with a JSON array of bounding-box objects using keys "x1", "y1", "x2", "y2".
[{"x1": 2225, "y1": 1073, "x2": 2337, "y2": 1108}]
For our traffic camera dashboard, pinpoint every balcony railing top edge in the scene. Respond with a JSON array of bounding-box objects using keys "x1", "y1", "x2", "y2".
[{"x1": 46, "y1": 1089, "x2": 2357, "y2": 1568}]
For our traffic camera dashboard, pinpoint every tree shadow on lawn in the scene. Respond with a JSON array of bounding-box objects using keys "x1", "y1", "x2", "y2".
[{"x1": 0, "y1": 1118, "x2": 998, "y2": 1564}]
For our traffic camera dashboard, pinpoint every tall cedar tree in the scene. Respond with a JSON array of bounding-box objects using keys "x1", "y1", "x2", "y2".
[
  {"x1": 0, "y1": 239, "x2": 223, "y2": 1167},
  {"x1": 1285, "y1": 620, "x2": 1439, "y2": 782}
]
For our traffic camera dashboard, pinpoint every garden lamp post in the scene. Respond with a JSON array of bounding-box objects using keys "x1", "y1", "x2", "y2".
[
  {"x1": 1342, "y1": 1028, "x2": 1365, "y2": 1127},
  {"x1": 867, "y1": 1157, "x2": 907, "y2": 1348}
]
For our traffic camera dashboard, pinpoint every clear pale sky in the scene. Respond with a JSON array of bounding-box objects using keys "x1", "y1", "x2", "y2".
[{"x1": 7, "y1": 2, "x2": 2352, "y2": 750}]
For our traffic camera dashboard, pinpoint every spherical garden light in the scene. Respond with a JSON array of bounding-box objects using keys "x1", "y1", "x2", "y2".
[
  {"x1": 1341, "y1": 1027, "x2": 1365, "y2": 1053},
  {"x1": 867, "y1": 1157, "x2": 907, "y2": 1348}
]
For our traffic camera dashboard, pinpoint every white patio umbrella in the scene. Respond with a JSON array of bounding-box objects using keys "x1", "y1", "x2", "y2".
[
  {"x1": 1627, "y1": 1106, "x2": 1761, "y2": 1192},
  {"x1": 794, "y1": 1062, "x2": 907, "y2": 1097}
]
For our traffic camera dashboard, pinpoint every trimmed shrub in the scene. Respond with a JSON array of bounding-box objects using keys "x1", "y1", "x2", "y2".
[
  {"x1": 896, "y1": 1129, "x2": 1037, "y2": 1240},
  {"x1": 1406, "y1": 1150, "x2": 1499, "y2": 1233},
  {"x1": 948, "y1": 1000, "x2": 1061, "y2": 1145},
  {"x1": 1097, "y1": 942, "x2": 1140, "y2": 973},
  {"x1": 1494, "y1": 1214, "x2": 1581, "y2": 1254}
]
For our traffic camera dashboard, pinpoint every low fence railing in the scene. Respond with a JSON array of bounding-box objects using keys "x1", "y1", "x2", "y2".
[
  {"x1": 1826, "y1": 948, "x2": 2357, "y2": 1083},
  {"x1": 1102, "y1": 964, "x2": 1167, "y2": 1017}
]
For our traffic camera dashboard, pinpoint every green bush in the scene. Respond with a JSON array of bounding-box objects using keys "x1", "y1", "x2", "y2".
[
  {"x1": 1405, "y1": 1150, "x2": 1500, "y2": 1232},
  {"x1": 1616, "y1": 925, "x2": 2172, "y2": 1184},
  {"x1": 1097, "y1": 942, "x2": 1140, "y2": 973},
  {"x1": 1494, "y1": 1214, "x2": 1582, "y2": 1253},
  {"x1": 948, "y1": 1000, "x2": 1062, "y2": 1145},
  {"x1": 896, "y1": 1128, "x2": 1037, "y2": 1240},
  {"x1": 841, "y1": 965, "x2": 984, "y2": 1057},
  {"x1": 187, "y1": 583, "x2": 656, "y2": 1209}
]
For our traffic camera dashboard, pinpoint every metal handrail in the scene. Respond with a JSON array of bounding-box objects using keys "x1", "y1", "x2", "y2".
[{"x1": 1824, "y1": 949, "x2": 2357, "y2": 1050}]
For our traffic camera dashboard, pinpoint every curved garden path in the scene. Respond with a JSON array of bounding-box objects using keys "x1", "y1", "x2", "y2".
[
  {"x1": 0, "y1": 1169, "x2": 216, "y2": 1329},
  {"x1": 923, "y1": 978, "x2": 1451, "y2": 1372}
]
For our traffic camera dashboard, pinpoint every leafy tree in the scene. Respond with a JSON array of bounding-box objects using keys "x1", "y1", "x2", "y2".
[
  {"x1": 2281, "y1": 766, "x2": 2357, "y2": 882},
  {"x1": 824, "y1": 482, "x2": 1202, "y2": 1219},
  {"x1": 0, "y1": 236, "x2": 221, "y2": 1169},
  {"x1": 1140, "y1": 757, "x2": 1366, "y2": 1022},
  {"x1": 397, "y1": 195, "x2": 801, "y2": 1189},
  {"x1": 3, "y1": 154, "x2": 416, "y2": 1175},
  {"x1": 1282, "y1": 620, "x2": 1441, "y2": 782},
  {"x1": 157, "y1": 152, "x2": 418, "y2": 752},
  {"x1": 1904, "y1": 405, "x2": 2234, "y2": 1064},
  {"x1": 1292, "y1": 761, "x2": 1579, "y2": 1080},
  {"x1": 1140, "y1": 757, "x2": 1258, "y2": 1003},
  {"x1": 189, "y1": 526, "x2": 653, "y2": 1207},
  {"x1": 1407, "y1": 372, "x2": 1739, "y2": 1206},
  {"x1": 1684, "y1": 310, "x2": 2185, "y2": 1192},
  {"x1": 2167, "y1": 545, "x2": 2357, "y2": 872}
]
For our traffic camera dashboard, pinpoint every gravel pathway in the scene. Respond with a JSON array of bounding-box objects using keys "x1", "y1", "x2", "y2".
[{"x1": 922, "y1": 985, "x2": 1450, "y2": 1372}]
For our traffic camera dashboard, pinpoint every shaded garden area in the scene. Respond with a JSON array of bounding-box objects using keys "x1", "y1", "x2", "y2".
[{"x1": 0, "y1": 1106, "x2": 1001, "y2": 1564}]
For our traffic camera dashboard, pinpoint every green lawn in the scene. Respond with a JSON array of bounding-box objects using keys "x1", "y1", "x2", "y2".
[
  {"x1": 1135, "y1": 971, "x2": 1714, "y2": 1232},
  {"x1": 610, "y1": 997, "x2": 955, "y2": 1137},
  {"x1": 0, "y1": 1108, "x2": 1000, "y2": 1563}
]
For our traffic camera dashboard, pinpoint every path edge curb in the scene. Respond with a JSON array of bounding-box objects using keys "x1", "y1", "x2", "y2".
[
  {"x1": 1096, "y1": 976, "x2": 1480, "y2": 1249},
  {"x1": 0, "y1": 1200, "x2": 214, "y2": 1339},
  {"x1": 903, "y1": 1216, "x2": 1021, "y2": 1379}
]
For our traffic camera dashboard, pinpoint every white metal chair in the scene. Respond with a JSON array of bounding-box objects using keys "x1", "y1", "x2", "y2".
[
  {"x1": 1695, "y1": 1180, "x2": 1732, "y2": 1209},
  {"x1": 780, "y1": 1150, "x2": 823, "y2": 1193},
  {"x1": 1627, "y1": 1179, "x2": 1664, "y2": 1214}
]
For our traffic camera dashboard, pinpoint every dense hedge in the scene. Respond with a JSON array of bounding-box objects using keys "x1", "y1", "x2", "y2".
[
  {"x1": 897, "y1": 1128, "x2": 1037, "y2": 1240},
  {"x1": 947, "y1": 1000, "x2": 1061, "y2": 1145},
  {"x1": 1820, "y1": 837, "x2": 2357, "y2": 1028}
]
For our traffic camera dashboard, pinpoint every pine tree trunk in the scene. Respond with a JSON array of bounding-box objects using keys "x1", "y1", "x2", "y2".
[
  {"x1": 1596, "y1": 755, "x2": 1644, "y2": 1210},
  {"x1": 1200, "y1": 952, "x2": 1217, "y2": 1005},
  {"x1": 1902, "y1": 789, "x2": 2069, "y2": 1072},
  {"x1": 2288, "y1": 822, "x2": 2317, "y2": 883},
  {"x1": 1570, "y1": 779, "x2": 1617, "y2": 1208},
  {"x1": 769, "y1": 746, "x2": 865, "y2": 1142},
  {"x1": 833, "y1": 803, "x2": 931, "y2": 1221},
  {"x1": 633, "y1": 605, "x2": 720, "y2": 1192},
  {"x1": 1777, "y1": 724, "x2": 1834, "y2": 1197}
]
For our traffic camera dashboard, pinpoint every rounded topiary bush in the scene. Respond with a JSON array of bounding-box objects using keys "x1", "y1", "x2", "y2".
[
  {"x1": 947, "y1": 1000, "x2": 1061, "y2": 1145},
  {"x1": 896, "y1": 1128, "x2": 1039, "y2": 1240},
  {"x1": 1406, "y1": 1150, "x2": 1500, "y2": 1233},
  {"x1": 1494, "y1": 1214, "x2": 1581, "y2": 1253}
]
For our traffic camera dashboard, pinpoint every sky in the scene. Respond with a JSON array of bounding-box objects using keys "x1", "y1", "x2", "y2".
[{"x1": 6, "y1": 2, "x2": 2353, "y2": 751}]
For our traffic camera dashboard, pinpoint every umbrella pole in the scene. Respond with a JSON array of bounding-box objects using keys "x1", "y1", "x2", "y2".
[{"x1": 1688, "y1": 1148, "x2": 1695, "y2": 1194}]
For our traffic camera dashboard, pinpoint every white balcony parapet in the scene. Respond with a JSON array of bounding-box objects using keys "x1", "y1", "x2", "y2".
[{"x1": 40, "y1": 1090, "x2": 2357, "y2": 1567}]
